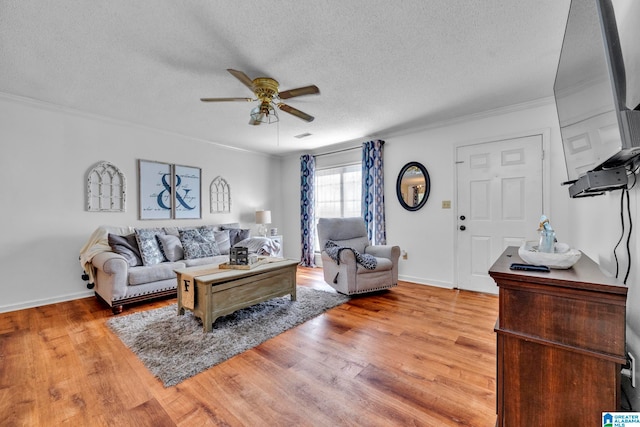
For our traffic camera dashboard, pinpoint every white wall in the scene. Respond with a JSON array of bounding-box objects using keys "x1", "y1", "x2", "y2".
[
  {"x1": 0, "y1": 94, "x2": 282, "y2": 312},
  {"x1": 568, "y1": 181, "x2": 640, "y2": 407},
  {"x1": 384, "y1": 100, "x2": 572, "y2": 287},
  {"x1": 282, "y1": 97, "x2": 640, "y2": 405},
  {"x1": 282, "y1": 99, "x2": 571, "y2": 286}
]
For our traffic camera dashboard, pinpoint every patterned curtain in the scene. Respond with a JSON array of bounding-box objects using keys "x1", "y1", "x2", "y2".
[
  {"x1": 300, "y1": 154, "x2": 316, "y2": 267},
  {"x1": 361, "y1": 140, "x2": 386, "y2": 245}
]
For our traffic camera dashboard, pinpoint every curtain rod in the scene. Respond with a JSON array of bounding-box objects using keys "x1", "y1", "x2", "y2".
[
  {"x1": 314, "y1": 140, "x2": 384, "y2": 158},
  {"x1": 314, "y1": 146, "x2": 361, "y2": 158}
]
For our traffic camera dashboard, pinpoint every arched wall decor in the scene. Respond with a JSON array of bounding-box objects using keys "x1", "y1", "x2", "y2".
[
  {"x1": 210, "y1": 176, "x2": 231, "y2": 213},
  {"x1": 87, "y1": 161, "x2": 126, "y2": 212}
]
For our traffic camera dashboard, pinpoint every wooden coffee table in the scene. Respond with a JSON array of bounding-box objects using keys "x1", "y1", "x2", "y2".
[{"x1": 175, "y1": 258, "x2": 298, "y2": 332}]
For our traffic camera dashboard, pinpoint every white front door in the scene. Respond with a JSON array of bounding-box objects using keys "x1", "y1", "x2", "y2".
[{"x1": 456, "y1": 134, "x2": 544, "y2": 294}]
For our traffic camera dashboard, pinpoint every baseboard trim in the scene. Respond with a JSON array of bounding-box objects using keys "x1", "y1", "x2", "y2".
[
  {"x1": 310, "y1": 261, "x2": 452, "y2": 289},
  {"x1": 0, "y1": 276, "x2": 453, "y2": 313},
  {"x1": 0, "y1": 290, "x2": 94, "y2": 314},
  {"x1": 398, "y1": 275, "x2": 453, "y2": 289}
]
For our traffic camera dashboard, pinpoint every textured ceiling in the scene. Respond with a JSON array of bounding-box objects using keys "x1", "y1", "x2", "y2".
[{"x1": 0, "y1": 0, "x2": 571, "y2": 155}]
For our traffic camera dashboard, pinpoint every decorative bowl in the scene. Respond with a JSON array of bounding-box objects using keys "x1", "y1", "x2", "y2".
[{"x1": 518, "y1": 241, "x2": 581, "y2": 269}]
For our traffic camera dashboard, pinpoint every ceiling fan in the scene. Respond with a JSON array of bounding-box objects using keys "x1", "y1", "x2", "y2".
[{"x1": 200, "y1": 69, "x2": 320, "y2": 125}]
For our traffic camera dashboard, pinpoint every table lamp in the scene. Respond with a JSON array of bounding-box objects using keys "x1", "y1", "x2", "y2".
[{"x1": 255, "y1": 210, "x2": 271, "y2": 237}]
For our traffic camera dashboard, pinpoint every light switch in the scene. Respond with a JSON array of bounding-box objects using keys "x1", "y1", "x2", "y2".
[{"x1": 442, "y1": 200, "x2": 451, "y2": 209}]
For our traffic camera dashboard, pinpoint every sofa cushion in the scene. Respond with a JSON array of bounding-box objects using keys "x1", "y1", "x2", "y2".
[
  {"x1": 128, "y1": 262, "x2": 184, "y2": 286},
  {"x1": 156, "y1": 234, "x2": 184, "y2": 262},
  {"x1": 184, "y1": 254, "x2": 229, "y2": 267},
  {"x1": 135, "y1": 228, "x2": 167, "y2": 266},
  {"x1": 107, "y1": 233, "x2": 142, "y2": 267},
  {"x1": 214, "y1": 229, "x2": 231, "y2": 255},
  {"x1": 179, "y1": 228, "x2": 221, "y2": 259}
]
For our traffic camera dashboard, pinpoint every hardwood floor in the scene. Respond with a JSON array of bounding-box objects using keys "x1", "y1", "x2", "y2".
[{"x1": 0, "y1": 268, "x2": 499, "y2": 426}]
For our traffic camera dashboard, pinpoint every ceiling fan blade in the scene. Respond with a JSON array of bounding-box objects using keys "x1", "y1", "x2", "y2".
[
  {"x1": 227, "y1": 69, "x2": 255, "y2": 92},
  {"x1": 277, "y1": 103, "x2": 315, "y2": 122},
  {"x1": 278, "y1": 85, "x2": 320, "y2": 100},
  {"x1": 200, "y1": 97, "x2": 253, "y2": 102}
]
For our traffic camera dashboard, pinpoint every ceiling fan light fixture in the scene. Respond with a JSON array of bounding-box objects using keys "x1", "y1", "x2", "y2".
[
  {"x1": 250, "y1": 102, "x2": 279, "y2": 124},
  {"x1": 202, "y1": 69, "x2": 318, "y2": 125}
]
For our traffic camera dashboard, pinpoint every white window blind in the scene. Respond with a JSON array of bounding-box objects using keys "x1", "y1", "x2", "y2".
[{"x1": 314, "y1": 163, "x2": 361, "y2": 250}]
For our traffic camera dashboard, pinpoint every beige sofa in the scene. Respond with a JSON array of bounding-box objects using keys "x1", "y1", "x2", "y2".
[{"x1": 80, "y1": 223, "x2": 281, "y2": 313}]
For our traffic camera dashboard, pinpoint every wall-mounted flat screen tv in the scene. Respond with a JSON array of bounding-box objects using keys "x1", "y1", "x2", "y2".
[{"x1": 554, "y1": 0, "x2": 640, "y2": 195}]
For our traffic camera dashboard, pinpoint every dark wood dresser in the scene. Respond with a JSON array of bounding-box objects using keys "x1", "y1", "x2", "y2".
[{"x1": 489, "y1": 246, "x2": 627, "y2": 426}]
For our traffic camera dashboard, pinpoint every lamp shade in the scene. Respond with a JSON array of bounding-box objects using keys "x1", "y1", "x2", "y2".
[
  {"x1": 250, "y1": 103, "x2": 279, "y2": 125},
  {"x1": 255, "y1": 210, "x2": 271, "y2": 224}
]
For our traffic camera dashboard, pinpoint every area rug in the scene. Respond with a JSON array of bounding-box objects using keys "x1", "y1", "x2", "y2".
[{"x1": 106, "y1": 286, "x2": 349, "y2": 387}]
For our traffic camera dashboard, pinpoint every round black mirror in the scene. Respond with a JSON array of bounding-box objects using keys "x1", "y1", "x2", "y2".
[{"x1": 396, "y1": 162, "x2": 430, "y2": 211}]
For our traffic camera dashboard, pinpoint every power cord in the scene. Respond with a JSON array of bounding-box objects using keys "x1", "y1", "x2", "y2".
[
  {"x1": 629, "y1": 168, "x2": 638, "y2": 190},
  {"x1": 624, "y1": 188, "x2": 632, "y2": 284},
  {"x1": 622, "y1": 384, "x2": 633, "y2": 411},
  {"x1": 613, "y1": 187, "x2": 633, "y2": 284},
  {"x1": 614, "y1": 189, "x2": 626, "y2": 278}
]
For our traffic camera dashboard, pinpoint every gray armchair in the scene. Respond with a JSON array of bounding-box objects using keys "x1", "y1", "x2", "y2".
[{"x1": 317, "y1": 217, "x2": 400, "y2": 295}]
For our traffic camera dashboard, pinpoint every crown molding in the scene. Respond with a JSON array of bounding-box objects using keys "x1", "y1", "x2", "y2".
[{"x1": 0, "y1": 91, "x2": 274, "y2": 158}]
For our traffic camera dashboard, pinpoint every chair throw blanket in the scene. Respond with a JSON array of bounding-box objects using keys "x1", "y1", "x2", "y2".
[{"x1": 324, "y1": 240, "x2": 377, "y2": 270}]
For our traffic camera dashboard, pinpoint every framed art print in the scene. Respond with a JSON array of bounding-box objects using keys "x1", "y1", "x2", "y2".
[
  {"x1": 138, "y1": 160, "x2": 172, "y2": 220},
  {"x1": 174, "y1": 164, "x2": 201, "y2": 219},
  {"x1": 138, "y1": 160, "x2": 202, "y2": 220}
]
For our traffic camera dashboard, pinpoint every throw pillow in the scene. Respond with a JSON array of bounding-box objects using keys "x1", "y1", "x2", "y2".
[
  {"x1": 214, "y1": 229, "x2": 231, "y2": 255},
  {"x1": 178, "y1": 228, "x2": 221, "y2": 259},
  {"x1": 162, "y1": 226, "x2": 180, "y2": 237},
  {"x1": 181, "y1": 241, "x2": 217, "y2": 259},
  {"x1": 156, "y1": 234, "x2": 184, "y2": 262},
  {"x1": 226, "y1": 228, "x2": 251, "y2": 246},
  {"x1": 107, "y1": 233, "x2": 142, "y2": 267},
  {"x1": 135, "y1": 228, "x2": 167, "y2": 266},
  {"x1": 178, "y1": 227, "x2": 213, "y2": 243}
]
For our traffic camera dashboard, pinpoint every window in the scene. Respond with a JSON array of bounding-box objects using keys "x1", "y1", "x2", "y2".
[{"x1": 315, "y1": 164, "x2": 361, "y2": 250}]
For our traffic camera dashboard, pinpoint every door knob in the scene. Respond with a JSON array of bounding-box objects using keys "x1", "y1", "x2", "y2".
[
  {"x1": 459, "y1": 225, "x2": 466, "y2": 231},
  {"x1": 460, "y1": 215, "x2": 466, "y2": 221}
]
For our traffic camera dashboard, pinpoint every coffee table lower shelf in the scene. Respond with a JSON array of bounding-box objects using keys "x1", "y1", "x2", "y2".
[{"x1": 175, "y1": 259, "x2": 298, "y2": 332}]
